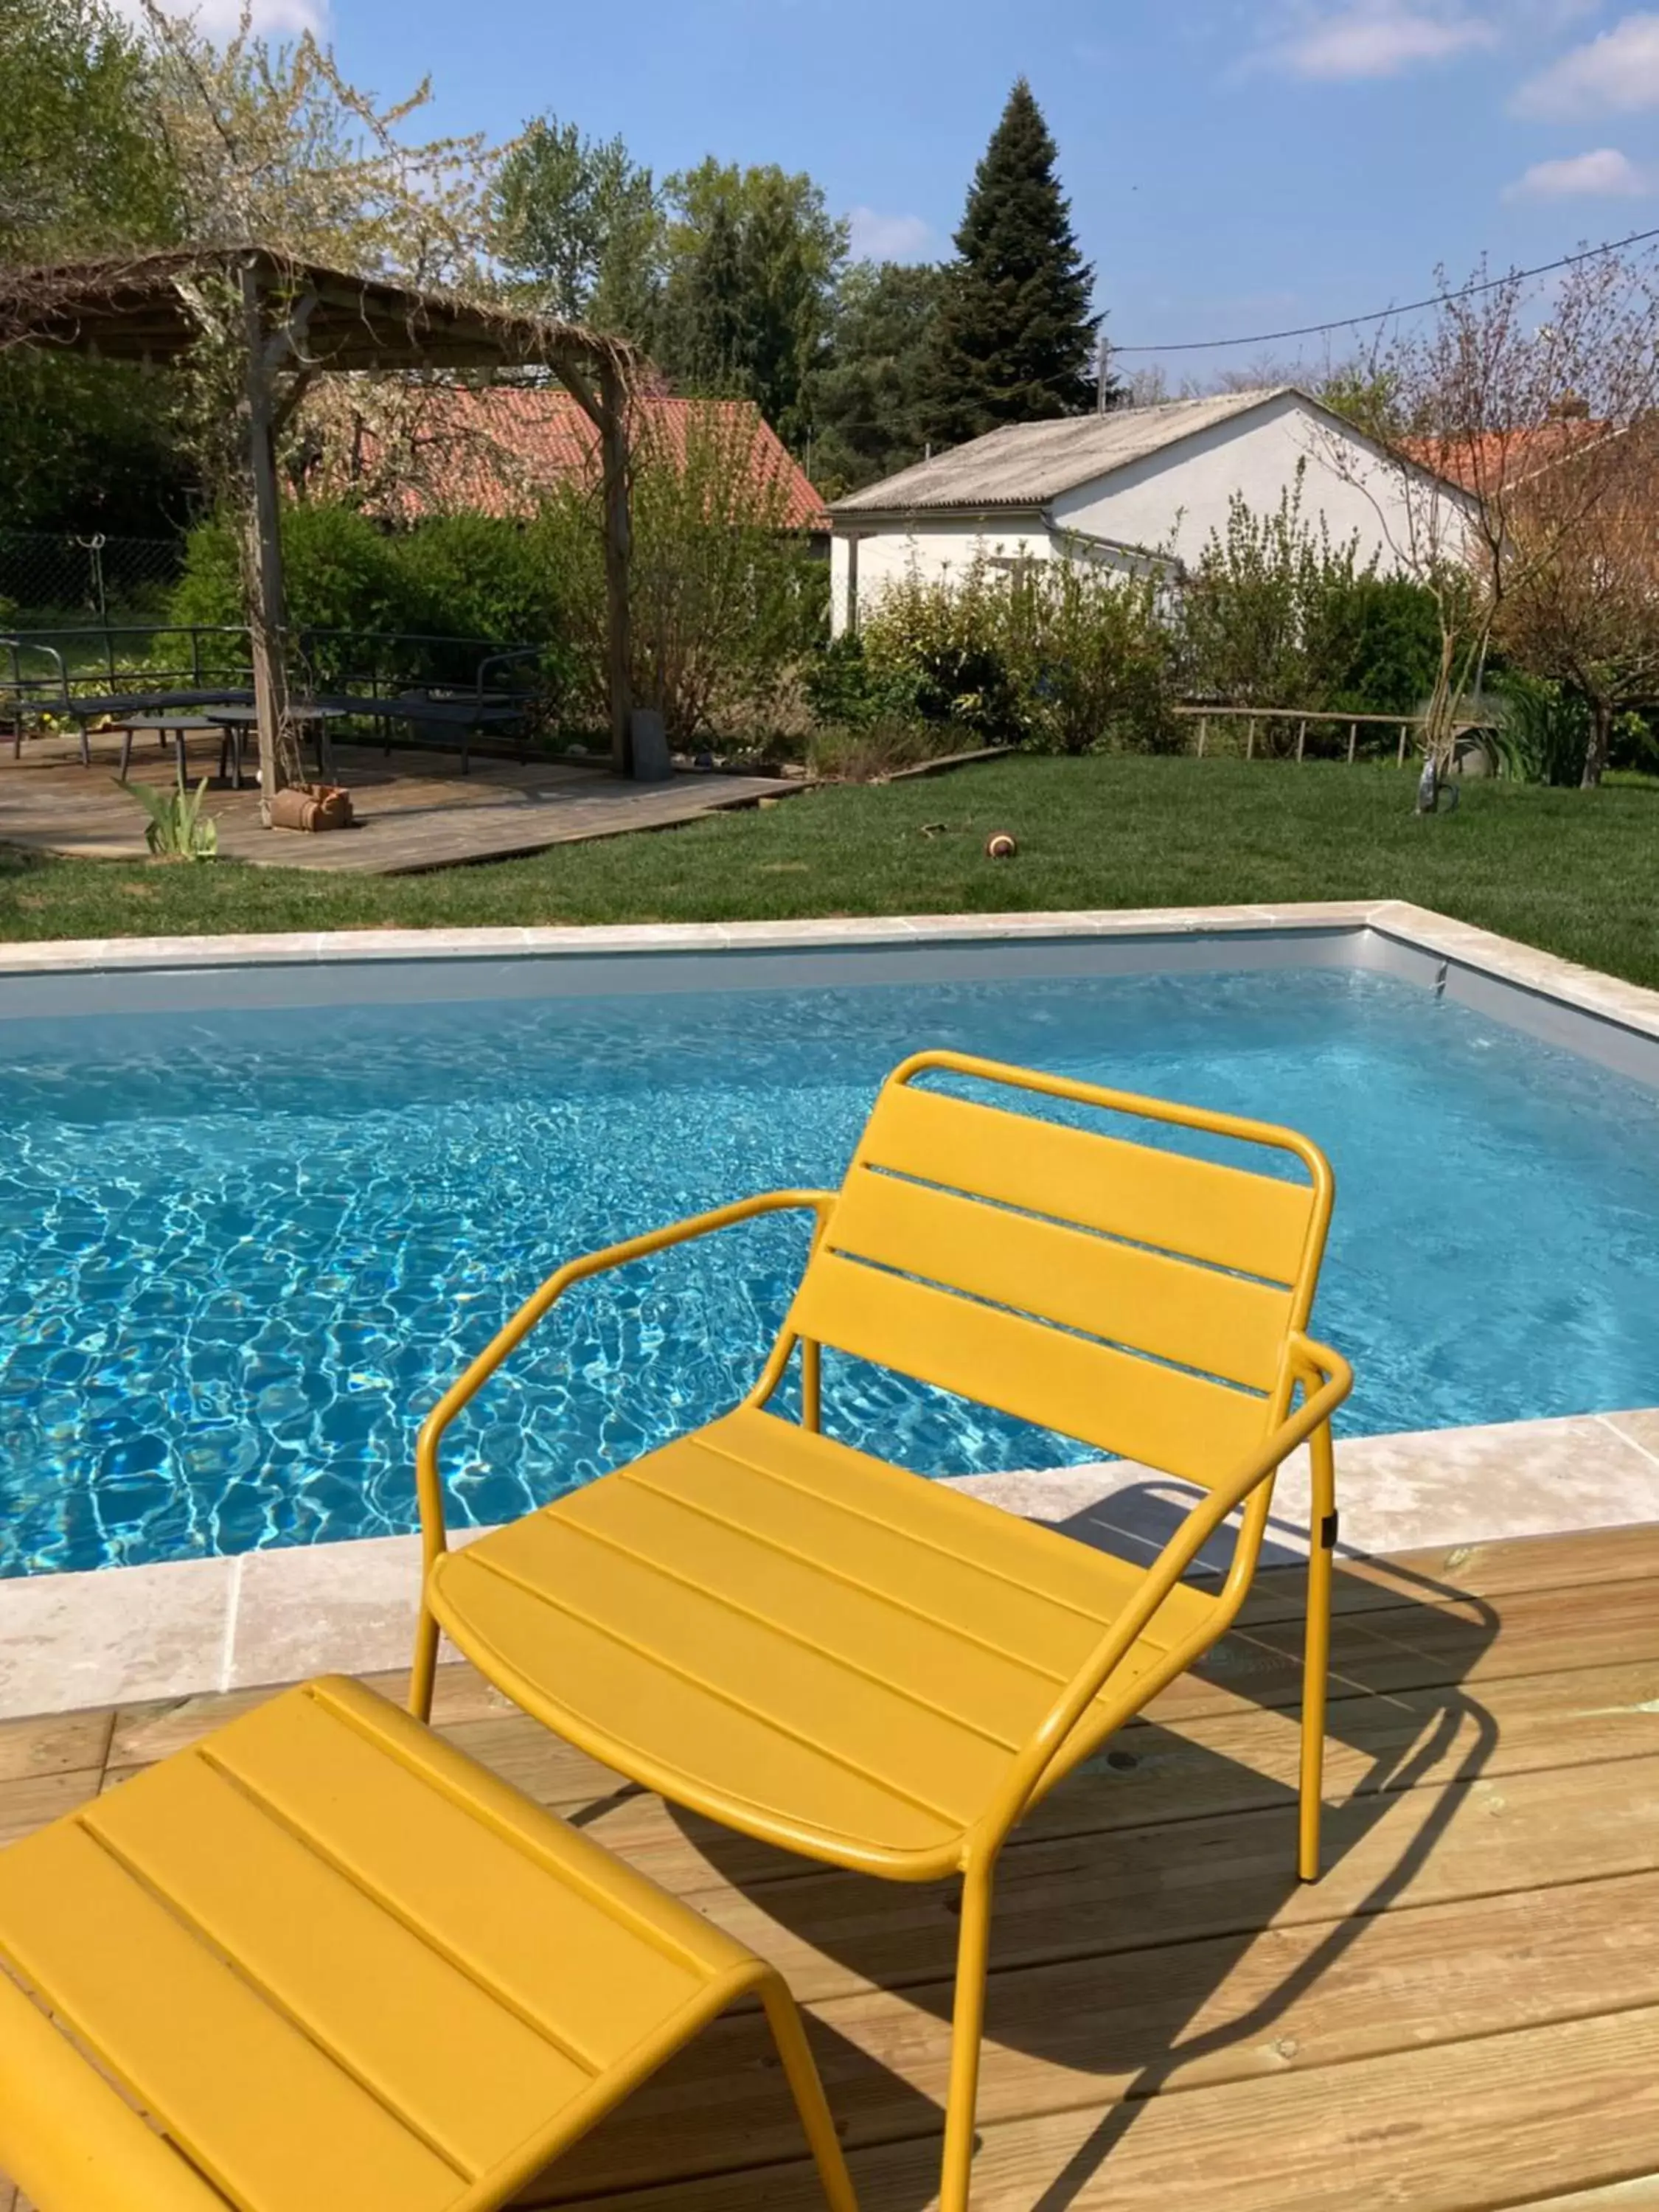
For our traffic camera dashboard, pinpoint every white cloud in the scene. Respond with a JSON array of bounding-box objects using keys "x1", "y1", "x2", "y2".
[
  {"x1": 846, "y1": 208, "x2": 933, "y2": 262},
  {"x1": 1270, "y1": 4, "x2": 1498, "y2": 79},
  {"x1": 111, "y1": 0, "x2": 327, "y2": 35},
  {"x1": 1503, "y1": 145, "x2": 1652, "y2": 195},
  {"x1": 1514, "y1": 12, "x2": 1659, "y2": 115}
]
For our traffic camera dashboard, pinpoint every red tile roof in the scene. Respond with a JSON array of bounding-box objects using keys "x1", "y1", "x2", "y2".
[
  {"x1": 1402, "y1": 417, "x2": 1607, "y2": 495},
  {"x1": 327, "y1": 386, "x2": 829, "y2": 531}
]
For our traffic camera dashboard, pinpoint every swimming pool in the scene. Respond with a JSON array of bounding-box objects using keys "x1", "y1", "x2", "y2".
[{"x1": 2, "y1": 953, "x2": 1657, "y2": 1577}]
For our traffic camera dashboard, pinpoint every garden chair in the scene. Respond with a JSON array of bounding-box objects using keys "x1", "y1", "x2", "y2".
[
  {"x1": 411, "y1": 1051, "x2": 1353, "y2": 2212},
  {"x1": 0, "y1": 1675, "x2": 857, "y2": 2212}
]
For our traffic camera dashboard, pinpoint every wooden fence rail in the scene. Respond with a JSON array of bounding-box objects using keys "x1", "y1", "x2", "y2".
[{"x1": 1173, "y1": 704, "x2": 1488, "y2": 767}]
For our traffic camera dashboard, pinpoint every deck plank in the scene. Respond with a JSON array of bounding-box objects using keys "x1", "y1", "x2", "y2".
[
  {"x1": 0, "y1": 1708, "x2": 111, "y2": 1786},
  {"x1": 529, "y1": 1867, "x2": 1659, "y2": 2198},
  {"x1": 1240, "y1": 1517, "x2": 1659, "y2": 1624},
  {"x1": 632, "y1": 1751, "x2": 1659, "y2": 2007},
  {"x1": 2, "y1": 1520, "x2": 1658, "y2": 2212},
  {"x1": 546, "y1": 2007, "x2": 1659, "y2": 2211},
  {"x1": 0, "y1": 731, "x2": 791, "y2": 874}
]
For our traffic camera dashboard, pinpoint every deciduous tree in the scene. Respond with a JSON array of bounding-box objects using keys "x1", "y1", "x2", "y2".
[
  {"x1": 654, "y1": 159, "x2": 846, "y2": 449},
  {"x1": 0, "y1": 0, "x2": 188, "y2": 536},
  {"x1": 811, "y1": 260, "x2": 944, "y2": 493},
  {"x1": 493, "y1": 115, "x2": 665, "y2": 339},
  {"x1": 1498, "y1": 419, "x2": 1659, "y2": 785},
  {"x1": 1312, "y1": 246, "x2": 1659, "y2": 801}
]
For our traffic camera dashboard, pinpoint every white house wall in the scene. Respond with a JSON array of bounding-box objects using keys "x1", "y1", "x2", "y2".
[
  {"x1": 1048, "y1": 392, "x2": 1434, "y2": 571},
  {"x1": 829, "y1": 394, "x2": 1472, "y2": 633},
  {"x1": 830, "y1": 523, "x2": 1055, "y2": 636}
]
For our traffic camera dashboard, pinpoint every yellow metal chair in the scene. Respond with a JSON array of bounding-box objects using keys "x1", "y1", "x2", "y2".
[
  {"x1": 412, "y1": 1051, "x2": 1354, "y2": 2212},
  {"x1": 0, "y1": 1675, "x2": 858, "y2": 2212}
]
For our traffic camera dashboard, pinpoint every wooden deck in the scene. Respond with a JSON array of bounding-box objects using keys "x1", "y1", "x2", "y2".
[
  {"x1": 0, "y1": 727, "x2": 789, "y2": 874},
  {"x1": 2, "y1": 1518, "x2": 1658, "y2": 2211}
]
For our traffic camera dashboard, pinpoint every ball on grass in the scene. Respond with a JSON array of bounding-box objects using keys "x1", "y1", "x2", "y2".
[{"x1": 984, "y1": 831, "x2": 1018, "y2": 860}]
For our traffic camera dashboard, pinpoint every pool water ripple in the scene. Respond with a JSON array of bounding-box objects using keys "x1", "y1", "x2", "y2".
[{"x1": 1, "y1": 964, "x2": 1656, "y2": 1576}]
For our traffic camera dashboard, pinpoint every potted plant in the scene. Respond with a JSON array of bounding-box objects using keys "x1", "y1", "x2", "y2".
[{"x1": 268, "y1": 782, "x2": 355, "y2": 832}]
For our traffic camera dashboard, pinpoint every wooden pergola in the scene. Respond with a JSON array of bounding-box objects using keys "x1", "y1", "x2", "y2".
[{"x1": 0, "y1": 246, "x2": 638, "y2": 814}]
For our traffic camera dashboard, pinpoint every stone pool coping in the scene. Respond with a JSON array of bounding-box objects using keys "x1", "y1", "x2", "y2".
[
  {"x1": 4, "y1": 1408, "x2": 1659, "y2": 1719},
  {"x1": 2, "y1": 899, "x2": 1657, "y2": 1719},
  {"x1": 0, "y1": 898, "x2": 1656, "y2": 1040}
]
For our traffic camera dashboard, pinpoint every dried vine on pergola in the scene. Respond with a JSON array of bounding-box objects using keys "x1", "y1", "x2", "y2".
[{"x1": 0, "y1": 245, "x2": 641, "y2": 814}]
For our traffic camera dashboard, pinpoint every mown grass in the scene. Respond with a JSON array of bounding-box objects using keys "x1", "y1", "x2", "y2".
[{"x1": 2, "y1": 757, "x2": 1655, "y2": 989}]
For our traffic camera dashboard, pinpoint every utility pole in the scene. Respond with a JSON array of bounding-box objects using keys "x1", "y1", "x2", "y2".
[{"x1": 1096, "y1": 321, "x2": 1113, "y2": 414}]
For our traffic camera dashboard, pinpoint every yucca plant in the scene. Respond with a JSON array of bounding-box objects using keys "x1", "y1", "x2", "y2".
[
  {"x1": 1481, "y1": 673, "x2": 1591, "y2": 786},
  {"x1": 116, "y1": 770, "x2": 218, "y2": 860}
]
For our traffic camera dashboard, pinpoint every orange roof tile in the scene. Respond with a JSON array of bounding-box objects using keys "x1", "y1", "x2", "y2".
[
  {"x1": 326, "y1": 386, "x2": 829, "y2": 531},
  {"x1": 1402, "y1": 417, "x2": 1607, "y2": 494}
]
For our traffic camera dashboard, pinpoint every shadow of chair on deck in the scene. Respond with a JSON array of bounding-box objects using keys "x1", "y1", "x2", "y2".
[{"x1": 540, "y1": 1478, "x2": 1501, "y2": 2211}]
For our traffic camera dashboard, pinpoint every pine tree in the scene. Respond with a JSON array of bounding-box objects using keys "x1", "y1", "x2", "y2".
[{"x1": 924, "y1": 80, "x2": 1101, "y2": 448}]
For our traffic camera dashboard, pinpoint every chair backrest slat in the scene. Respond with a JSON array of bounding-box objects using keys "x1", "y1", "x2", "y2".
[
  {"x1": 791, "y1": 1250, "x2": 1272, "y2": 1485},
  {"x1": 824, "y1": 1164, "x2": 1294, "y2": 1394},
  {"x1": 787, "y1": 1058, "x2": 1332, "y2": 1487},
  {"x1": 860, "y1": 1080, "x2": 1313, "y2": 1284}
]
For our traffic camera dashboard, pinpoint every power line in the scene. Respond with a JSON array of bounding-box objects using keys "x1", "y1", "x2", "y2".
[{"x1": 1114, "y1": 223, "x2": 1659, "y2": 355}]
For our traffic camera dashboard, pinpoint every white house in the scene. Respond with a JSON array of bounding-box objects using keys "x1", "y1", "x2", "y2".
[{"x1": 827, "y1": 385, "x2": 1467, "y2": 635}]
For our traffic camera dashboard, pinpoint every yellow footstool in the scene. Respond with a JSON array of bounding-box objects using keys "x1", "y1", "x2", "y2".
[{"x1": 0, "y1": 1675, "x2": 857, "y2": 2212}]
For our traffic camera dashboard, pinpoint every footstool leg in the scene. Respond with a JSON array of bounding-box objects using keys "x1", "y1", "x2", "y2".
[{"x1": 757, "y1": 1968, "x2": 860, "y2": 2212}]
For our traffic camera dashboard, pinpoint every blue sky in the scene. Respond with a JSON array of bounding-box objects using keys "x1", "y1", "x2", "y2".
[{"x1": 183, "y1": 1, "x2": 1659, "y2": 378}]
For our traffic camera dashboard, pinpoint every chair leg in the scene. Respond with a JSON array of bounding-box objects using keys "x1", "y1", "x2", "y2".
[
  {"x1": 939, "y1": 1859, "x2": 996, "y2": 2212},
  {"x1": 1299, "y1": 1416, "x2": 1338, "y2": 1882},
  {"x1": 408, "y1": 1604, "x2": 440, "y2": 1723},
  {"x1": 801, "y1": 1339, "x2": 822, "y2": 1433},
  {"x1": 757, "y1": 1972, "x2": 859, "y2": 2212}
]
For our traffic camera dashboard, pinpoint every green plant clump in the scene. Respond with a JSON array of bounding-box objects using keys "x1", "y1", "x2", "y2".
[{"x1": 118, "y1": 771, "x2": 218, "y2": 860}]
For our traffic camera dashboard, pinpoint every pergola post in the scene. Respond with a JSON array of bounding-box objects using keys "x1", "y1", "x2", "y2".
[
  {"x1": 238, "y1": 260, "x2": 292, "y2": 824},
  {"x1": 596, "y1": 357, "x2": 633, "y2": 777}
]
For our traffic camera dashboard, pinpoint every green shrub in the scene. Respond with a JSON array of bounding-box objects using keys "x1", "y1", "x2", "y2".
[
  {"x1": 1175, "y1": 466, "x2": 1441, "y2": 723},
  {"x1": 849, "y1": 552, "x2": 1178, "y2": 753},
  {"x1": 532, "y1": 404, "x2": 824, "y2": 744},
  {"x1": 858, "y1": 560, "x2": 1026, "y2": 744},
  {"x1": 172, "y1": 506, "x2": 411, "y2": 682},
  {"x1": 393, "y1": 514, "x2": 563, "y2": 669},
  {"x1": 170, "y1": 505, "x2": 578, "y2": 692},
  {"x1": 1611, "y1": 710, "x2": 1659, "y2": 773},
  {"x1": 1312, "y1": 574, "x2": 1444, "y2": 716},
  {"x1": 802, "y1": 633, "x2": 924, "y2": 727},
  {"x1": 1484, "y1": 672, "x2": 1590, "y2": 785},
  {"x1": 1003, "y1": 556, "x2": 1179, "y2": 754}
]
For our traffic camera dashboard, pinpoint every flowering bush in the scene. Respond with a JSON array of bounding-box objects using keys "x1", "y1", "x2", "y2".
[
  {"x1": 850, "y1": 549, "x2": 1178, "y2": 753},
  {"x1": 858, "y1": 559, "x2": 1028, "y2": 744}
]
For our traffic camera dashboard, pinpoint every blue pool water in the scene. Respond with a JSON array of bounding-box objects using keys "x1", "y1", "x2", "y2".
[{"x1": 1, "y1": 962, "x2": 1656, "y2": 1577}]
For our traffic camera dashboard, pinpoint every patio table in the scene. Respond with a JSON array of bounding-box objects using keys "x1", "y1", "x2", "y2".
[
  {"x1": 114, "y1": 716, "x2": 226, "y2": 787},
  {"x1": 202, "y1": 700, "x2": 341, "y2": 787}
]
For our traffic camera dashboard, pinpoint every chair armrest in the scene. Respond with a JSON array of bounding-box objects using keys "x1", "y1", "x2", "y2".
[
  {"x1": 414, "y1": 1189, "x2": 836, "y2": 1557},
  {"x1": 984, "y1": 1334, "x2": 1354, "y2": 1844}
]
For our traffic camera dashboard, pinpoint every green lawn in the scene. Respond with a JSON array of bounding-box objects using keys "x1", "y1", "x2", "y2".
[{"x1": 3, "y1": 757, "x2": 1656, "y2": 990}]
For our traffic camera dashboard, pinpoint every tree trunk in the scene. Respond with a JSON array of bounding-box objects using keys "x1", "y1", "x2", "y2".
[
  {"x1": 1582, "y1": 698, "x2": 1613, "y2": 788},
  {"x1": 238, "y1": 261, "x2": 300, "y2": 822},
  {"x1": 596, "y1": 358, "x2": 633, "y2": 778}
]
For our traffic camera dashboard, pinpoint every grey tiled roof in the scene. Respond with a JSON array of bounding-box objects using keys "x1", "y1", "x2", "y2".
[{"x1": 830, "y1": 388, "x2": 1292, "y2": 515}]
